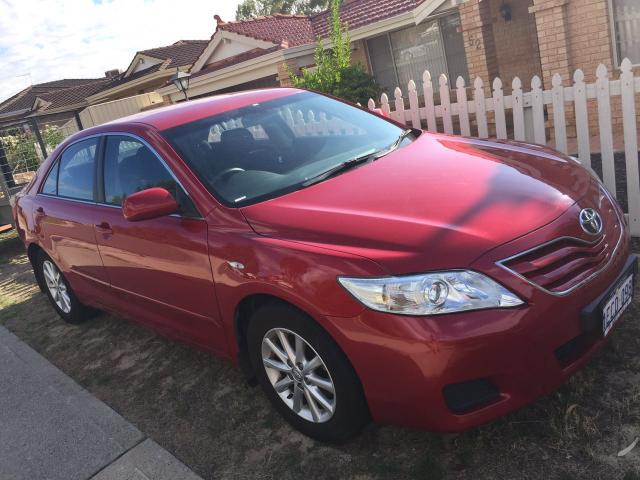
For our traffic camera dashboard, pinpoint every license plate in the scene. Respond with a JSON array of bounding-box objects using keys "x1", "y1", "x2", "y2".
[{"x1": 602, "y1": 274, "x2": 634, "y2": 336}]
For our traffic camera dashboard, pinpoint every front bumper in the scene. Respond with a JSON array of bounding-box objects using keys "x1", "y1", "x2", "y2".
[{"x1": 321, "y1": 227, "x2": 634, "y2": 432}]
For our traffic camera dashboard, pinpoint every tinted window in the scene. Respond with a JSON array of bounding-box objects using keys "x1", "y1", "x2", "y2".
[
  {"x1": 57, "y1": 138, "x2": 98, "y2": 200},
  {"x1": 103, "y1": 136, "x2": 198, "y2": 216},
  {"x1": 162, "y1": 91, "x2": 412, "y2": 207},
  {"x1": 41, "y1": 162, "x2": 59, "y2": 195}
]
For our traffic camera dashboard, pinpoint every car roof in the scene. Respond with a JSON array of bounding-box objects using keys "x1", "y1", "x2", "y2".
[{"x1": 101, "y1": 87, "x2": 304, "y2": 132}]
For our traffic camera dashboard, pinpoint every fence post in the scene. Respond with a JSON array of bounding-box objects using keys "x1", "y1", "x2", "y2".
[
  {"x1": 74, "y1": 112, "x2": 84, "y2": 131},
  {"x1": 493, "y1": 77, "x2": 507, "y2": 139},
  {"x1": 551, "y1": 73, "x2": 568, "y2": 154},
  {"x1": 0, "y1": 141, "x2": 16, "y2": 193},
  {"x1": 512, "y1": 77, "x2": 525, "y2": 141},
  {"x1": 29, "y1": 118, "x2": 48, "y2": 158},
  {"x1": 367, "y1": 98, "x2": 376, "y2": 111},
  {"x1": 423, "y1": 71, "x2": 437, "y2": 132},
  {"x1": 474, "y1": 77, "x2": 488, "y2": 138},
  {"x1": 407, "y1": 80, "x2": 421, "y2": 129},
  {"x1": 394, "y1": 87, "x2": 405, "y2": 125},
  {"x1": 572, "y1": 69, "x2": 591, "y2": 167},
  {"x1": 381, "y1": 93, "x2": 391, "y2": 117},
  {"x1": 531, "y1": 76, "x2": 546, "y2": 145},
  {"x1": 440, "y1": 75, "x2": 453, "y2": 134},
  {"x1": 456, "y1": 76, "x2": 470, "y2": 137},
  {"x1": 596, "y1": 63, "x2": 616, "y2": 197},
  {"x1": 620, "y1": 58, "x2": 640, "y2": 234}
]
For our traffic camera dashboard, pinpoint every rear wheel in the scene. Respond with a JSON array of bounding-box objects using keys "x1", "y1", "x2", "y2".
[
  {"x1": 37, "y1": 252, "x2": 94, "y2": 324},
  {"x1": 247, "y1": 302, "x2": 369, "y2": 441}
]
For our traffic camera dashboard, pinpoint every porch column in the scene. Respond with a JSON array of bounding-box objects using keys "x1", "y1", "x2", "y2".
[
  {"x1": 529, "y1": 0, "x2": 575, "y2": 140},
  {"x1": 529, "y1": 0, "x2": 571, "y2": 87},
  {"x1": 277, "y1": 59, "x2": 298, "y2": 87},
  {"x1": 459, "y1": 0, "x2": 499, "y2": 89}
]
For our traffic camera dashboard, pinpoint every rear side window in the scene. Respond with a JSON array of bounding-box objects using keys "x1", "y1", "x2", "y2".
[
  {"x1": 41, "y1": 162, "x2": 58, "y2": 195},
  {"x1": 103, "y1": 136, "x2": 198, "y2": 217},
  {"x1": 56, "y1": 138, "x2": 98, "y2": 200}
]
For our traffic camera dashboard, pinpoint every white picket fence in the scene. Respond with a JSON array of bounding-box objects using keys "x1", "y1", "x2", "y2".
[{"x1": 366, "y1": 58, "x2": 640, "y2": 236}]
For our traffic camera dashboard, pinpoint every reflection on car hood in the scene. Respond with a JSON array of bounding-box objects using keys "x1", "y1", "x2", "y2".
[{"x1": 241, "y1": 133, "x2": 592, "y2": 274}]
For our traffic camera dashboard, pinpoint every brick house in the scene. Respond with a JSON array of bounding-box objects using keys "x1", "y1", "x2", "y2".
[{"x1": 158, "y1": 0, "x2": 639, "y2": 113}]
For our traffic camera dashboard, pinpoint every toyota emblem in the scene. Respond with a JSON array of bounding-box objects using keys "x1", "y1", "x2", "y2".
[{"x1": 579, "y1": 208, "x2": 603, "y2": 235}]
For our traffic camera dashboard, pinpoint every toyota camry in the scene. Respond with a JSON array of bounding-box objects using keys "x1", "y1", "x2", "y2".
[{"x1": 12, "y1": 88, "x2": 636, "y2": 441}]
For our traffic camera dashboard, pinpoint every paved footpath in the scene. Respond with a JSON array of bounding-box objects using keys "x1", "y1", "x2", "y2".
[{"x1": 0, "y1": 325, "x2": 203, "y2": 480}]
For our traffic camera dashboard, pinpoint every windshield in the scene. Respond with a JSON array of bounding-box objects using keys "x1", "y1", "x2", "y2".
[{"x1": 161, "y1": 91, "x2": 412, "y2": 207}]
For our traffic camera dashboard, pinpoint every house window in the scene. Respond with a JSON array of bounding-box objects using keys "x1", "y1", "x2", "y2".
[
  {"x1": 366, "y1": 13, "x2": 468, "y2": 93},
  {"x1": 611, "y1": 0, "x2": 640, "y2": 65}
]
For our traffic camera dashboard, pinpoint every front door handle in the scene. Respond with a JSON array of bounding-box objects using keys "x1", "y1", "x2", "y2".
[{"x1": 95, "y1": 221, "x2": 113, "y2": 233}]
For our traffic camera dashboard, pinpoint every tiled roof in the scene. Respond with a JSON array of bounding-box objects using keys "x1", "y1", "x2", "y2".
[
  {"x1": 310, "y1": 0, "x2": 424, "y2": 37},
  {"x1": 138, "y1": 40, "x2": 209, "y2": 68},
  {"x1": 109, "y1": 63, "x2": 164, "y2": 88},
  {"x1": 0, "y1": 77, "x2": 108, "y2": 117},
  {"x1": 37, "y1": 79, "x2": 112, "y2": 110},
  {"x1": 213, "y1": 0, "x2": 425, "y2": 48},
  {"x1": 191, "y1": 45, "x2": 282, "y2": 80},
  {"x1": 217, "y1": 14, "x2": 314, "y2": 47}
]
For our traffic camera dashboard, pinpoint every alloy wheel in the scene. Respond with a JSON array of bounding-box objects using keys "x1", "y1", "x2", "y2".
[
  {"x1": 42, "y1": 260, "x2": 71, "y2": 314},
  {"x1": 261, "y1": 328, "x2": 336, "y2": 423}
]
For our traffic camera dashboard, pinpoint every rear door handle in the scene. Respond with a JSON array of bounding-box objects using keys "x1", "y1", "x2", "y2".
[{"x1": 95, "y1": 222, "x2": 113, "y2": 233}]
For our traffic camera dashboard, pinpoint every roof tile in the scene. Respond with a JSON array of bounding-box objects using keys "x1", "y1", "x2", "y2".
[
  {"x1": 218, "y1": 14, "x2": 314, "y2": 47},
  {"x1": 139, "y1": 40, "x2": 209, "y2": 68},
  {"x1": 310, "y1": 0, "x2": 424, "y2": 37}
]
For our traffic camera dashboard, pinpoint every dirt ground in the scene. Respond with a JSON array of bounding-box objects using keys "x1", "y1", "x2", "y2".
[{"x1": 1, "y1": 230, "x2": 640, "y2": 480}]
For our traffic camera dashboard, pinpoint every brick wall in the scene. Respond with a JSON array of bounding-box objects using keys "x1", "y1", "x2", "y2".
[
  {"x1": 277, "y1": 59, "x2": 299, "y2": 87},
  {"x1": 460, "y1": 0, "x2": 499, "y2": 93},
  {"x1": 350, "y1": 39, "x2": 371, "y2": 71},
  {"x1": 490, "y1": 0, "x2": 542, "y2": 92}
]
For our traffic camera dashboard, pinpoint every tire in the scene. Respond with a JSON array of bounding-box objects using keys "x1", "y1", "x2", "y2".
[
  {"x1": 247, "y1": 302, "x2": 370, "y2": 441},
  {"x1": 37, "y1": 251, "x2": 94, "y2": 324}
]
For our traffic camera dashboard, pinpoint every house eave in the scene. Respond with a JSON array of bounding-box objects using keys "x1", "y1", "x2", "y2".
[
  {"x1": 86, "y1": 69, "x2": 179, "y2": 104},
  {"x1": 158, "y1": 49, "x2": 286, "y2": 99}
]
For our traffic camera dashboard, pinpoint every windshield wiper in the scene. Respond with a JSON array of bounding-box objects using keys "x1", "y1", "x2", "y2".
[
  {"x1": 301, "y1": 151, "x2": 380, "y2": 188},
  {"x1": 391, "y1": 128, "x2": 414, "y2": 151}
]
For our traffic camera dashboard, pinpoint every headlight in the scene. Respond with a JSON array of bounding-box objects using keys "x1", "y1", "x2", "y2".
[{"x1": 338, "y1": 270, "x2": 523, "y2": 316}]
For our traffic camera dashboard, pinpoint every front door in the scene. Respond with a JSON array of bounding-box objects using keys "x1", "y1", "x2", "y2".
[{"x1": 93, "y1": 134, "x2": 224, "y2": 353}]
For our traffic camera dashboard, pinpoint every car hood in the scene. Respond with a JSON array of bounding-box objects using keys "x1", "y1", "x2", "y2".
[{"x1": 241, "y1": 133, "x2": 592, "y2": 274}]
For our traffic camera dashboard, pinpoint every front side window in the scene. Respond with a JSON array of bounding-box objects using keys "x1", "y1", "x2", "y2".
[
  {"x1": 366, "y1": 12, "x2": 468, "y2": 93},
  {"x1": 103, "y1": 136, "x2": 198, "y2": 216},
  {"x1": 162, "y1": 91, "x2": 414, "y2": 207},
  {"x1": 611, "y1": 0, "x2": 640, "y2": 65},
  {"x1": 55, "y1": 138, "x2": 98, "y2": 200}
]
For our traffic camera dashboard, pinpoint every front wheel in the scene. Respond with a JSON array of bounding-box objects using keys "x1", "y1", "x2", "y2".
[
  {"x1": 37, "y1": 252, "x2": 94, "y2": 324},
  {"x1": 247, "y1": 302, "x2": 370, "y2": 441}
]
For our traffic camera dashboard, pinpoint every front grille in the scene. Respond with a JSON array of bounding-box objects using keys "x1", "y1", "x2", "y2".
[
  {"x1": 500, "y1": 189, "x2": 622, "y2": 295},
  {"x1": 502, "y1": 235, "x2": 613, "y2": 293}
]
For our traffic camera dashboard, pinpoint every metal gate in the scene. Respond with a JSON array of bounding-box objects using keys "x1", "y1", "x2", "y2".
[{"x1": 0, "y1": 116, "x2": 79, "y2": 225}]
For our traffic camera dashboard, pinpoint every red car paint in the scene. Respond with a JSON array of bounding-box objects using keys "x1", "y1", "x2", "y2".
[{"x1": 13, "y1": 88, "x2": 633, "y2": 432}]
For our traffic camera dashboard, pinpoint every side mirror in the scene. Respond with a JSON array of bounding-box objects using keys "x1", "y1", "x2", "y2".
[{"x1": 122, "y1": 187, "x2": 178, "y2": 222}]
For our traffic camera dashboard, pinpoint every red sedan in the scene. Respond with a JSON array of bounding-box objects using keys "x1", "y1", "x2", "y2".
[{"x1": 12, "y1": 88, "x2": 636, "y2": 441}]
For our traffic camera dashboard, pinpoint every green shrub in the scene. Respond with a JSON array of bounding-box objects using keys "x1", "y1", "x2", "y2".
[{"x1": 290, "y1": 0, "x2": 381, "y2": 105}]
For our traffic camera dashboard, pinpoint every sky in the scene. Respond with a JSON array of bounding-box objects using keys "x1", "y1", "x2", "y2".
[{"x1": 0, "y1": 0, "x2": 242, "y2": 102}]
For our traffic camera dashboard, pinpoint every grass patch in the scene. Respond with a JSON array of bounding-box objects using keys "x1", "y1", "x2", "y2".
[
  {"x1": 411, "y1": 455, "x2": 444, "y2": 480},
  {"x1": 624, "y1": 470, "x2": 640, "y2": 480}
]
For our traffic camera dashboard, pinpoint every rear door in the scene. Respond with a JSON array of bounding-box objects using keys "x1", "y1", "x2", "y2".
[
  {"x1": 93, "y1": 134, "x2": 224, "y2": 352},
  {"x1": 35, "y1": 137, "x2": 109, "y2": 304}
]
